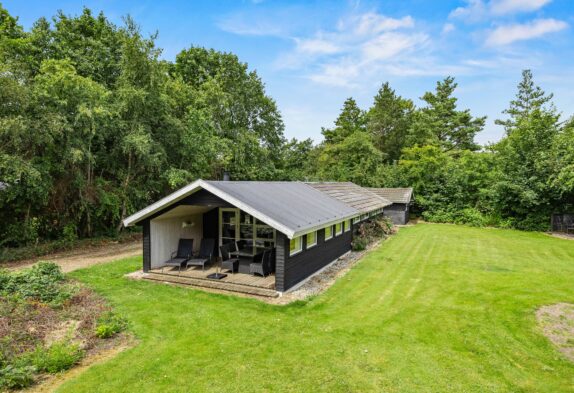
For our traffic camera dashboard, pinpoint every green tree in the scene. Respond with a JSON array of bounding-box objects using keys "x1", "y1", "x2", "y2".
[
  {"x1": 316, "y1": 132, "x2": 383, "y2": 186},
  {"x1": 408, "y1": 77, "x2": 485, "y2": 151},
  {"x1": 367, "y1": 82, "x2": 414, "y2": 163},
  {"x1": 322, "y1": 98, "x2": 366, "y2": 144},
  {"x1": 496, "y1": 69, "x2": 553, "y2": 135}
]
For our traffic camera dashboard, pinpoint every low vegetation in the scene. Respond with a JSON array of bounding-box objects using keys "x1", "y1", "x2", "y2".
[
  {"x1": 0, "y1": 263, "x2": 127, "y2": 390},
  {"x1": 57, "y1": 224, "x2": 574, "y2": 392},
  {"x1": 351, "y1": 216, "x2": 394, "y2": 251}
]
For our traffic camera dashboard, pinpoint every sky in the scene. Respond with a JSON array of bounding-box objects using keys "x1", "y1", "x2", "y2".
[{"x1": 3, "y1": 0, "x2": 574, "y2": 145}]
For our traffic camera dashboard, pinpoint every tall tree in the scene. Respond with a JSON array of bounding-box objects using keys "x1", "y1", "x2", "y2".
[
  {"x1": 367, "y1": 82, "x2": 414, "y2": 163},
  {"x1": 408, "y1": 77, "x2": 485, "y2": 151},
  {"x1": 496, "y1": 69, "x2": 554, "y2": 135},
  {"x1": 322, "y1": 98, "x2": 366, "y2": 144}
]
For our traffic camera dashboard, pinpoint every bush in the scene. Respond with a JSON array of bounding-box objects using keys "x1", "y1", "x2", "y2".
[
  {"x1": 0, "y1": 364, "x2": 36, "y2": 390},
  {"x1": 95, "y1": 312, "x2": 128, "y2": 339},
  {"x1": 352, "y1": 217, "x2": 395, "y2": 251},
  {"x1": 28, "y1": 342, "x2": 84, "y2": 374},
  {"x1": 0, "y1": 262, "x2": 72, "y2": 306}
]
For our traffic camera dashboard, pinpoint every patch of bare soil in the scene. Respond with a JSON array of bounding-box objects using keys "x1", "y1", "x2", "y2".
[
  {"x1": 6, "y1": 239, "x2": 142, "y2": 273},
  {"x1": 536, "y1": 303, "x2": 574, "y2": 362}
]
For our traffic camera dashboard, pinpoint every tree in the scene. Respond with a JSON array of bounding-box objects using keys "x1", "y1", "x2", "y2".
[
  {"x1": 322, "y1": 98, "x2": 366, "y2": 144},
  {"x1": 496, "y1": 69, "x2": 553, "y2": 135},
  {"x1": 367, "y1": 82, "x2": 414, "y2": 163},
  {"x1": 408, "y1": 77, "x2": 485, "y2": 151},
  {"x1": 316, "y1": 132, "x2": 383, "y2": 186}
]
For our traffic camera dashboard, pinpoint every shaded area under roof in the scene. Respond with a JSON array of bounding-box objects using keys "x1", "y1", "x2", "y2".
[
  {"x1": 306, "y1": 182, "x2": 392, "y2": 213},
  {"x1": 370, "y1": 188, "x2": 413, "y2": 204},
  {"x1": 205, "y1": 181, "x2": 358, "y2": 237}
]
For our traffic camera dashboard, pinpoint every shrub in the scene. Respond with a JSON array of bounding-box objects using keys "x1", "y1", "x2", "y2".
[
  {"x1": 95, "y1": 312, "x2": 128, "y2": 339},
  {"x1": 353, "y1": 217, "x2": 395, "y2": 251},
  {"x1": 1, "y1": 262, "x2": 72, "y2": 306},
  {"x1": 28, "y1": 342, "x2": 84, "y2": 374},
  {"x1": 0, "y1": 364, "x2": 36, "y2": 390}
]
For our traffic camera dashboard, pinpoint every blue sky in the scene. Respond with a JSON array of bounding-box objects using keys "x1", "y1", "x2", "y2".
[{"x1": 4, "y1": 0, "x2": 574, "y2": 144}]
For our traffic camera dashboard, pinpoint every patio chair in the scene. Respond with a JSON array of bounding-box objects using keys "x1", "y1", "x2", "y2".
[
  {"x1": 185, "y1": 238, "x2": 215, "y2": 271},
  {"x1": 220, "y1": 244, "x2": 240, "y2": 274},
  {"x1": 162, "y1": 238, "x2": 194, "y2": 275},
  {"x1": 250, "y1": 248, "x2": 273, "y2": 277}
]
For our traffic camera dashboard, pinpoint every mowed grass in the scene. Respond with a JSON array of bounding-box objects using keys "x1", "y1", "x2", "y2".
[{"x1": 61, "y1": 224, "x2": 574, "y2": 392}]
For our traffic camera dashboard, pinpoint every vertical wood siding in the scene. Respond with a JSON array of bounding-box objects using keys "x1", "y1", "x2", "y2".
[
  {"x1": 143, "y1": 220, "x2": 151, "y2": 272},
  {"x1": 276, "y1": 226, "x2": 352, "y2": 292}
]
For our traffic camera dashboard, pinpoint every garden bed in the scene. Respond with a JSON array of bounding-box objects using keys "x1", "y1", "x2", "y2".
[{"x1": 0, "y1": 263, "x2": 130, "y2": 391}]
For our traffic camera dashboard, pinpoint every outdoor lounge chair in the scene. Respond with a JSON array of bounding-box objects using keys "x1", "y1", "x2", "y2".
[
  {"x1": 185, "y1": 238, "x2": 215, "y2": 271},
  {"x1": 162, "y1": 238, "x2": 194, "y2": 275},
  {"x1": 250, "y1": 248, "x2": 273, "y2": 277},
  {"x1": 220, "y1": 244, "x2": 240, "y2": 274}
]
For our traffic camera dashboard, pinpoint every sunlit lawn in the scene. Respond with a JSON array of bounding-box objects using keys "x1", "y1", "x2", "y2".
[{"x1": 61, "y1": 224, "x2": 574, "y2": 392}]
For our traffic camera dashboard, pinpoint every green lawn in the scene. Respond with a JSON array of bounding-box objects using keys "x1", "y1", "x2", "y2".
[{"x1": 62, "y1": 224, "x2": 574, "y2": 392}]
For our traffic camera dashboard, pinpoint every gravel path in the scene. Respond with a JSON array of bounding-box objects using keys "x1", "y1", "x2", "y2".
[{"x1": 5, "y1": 240, "x2": 141, "y2": 273}]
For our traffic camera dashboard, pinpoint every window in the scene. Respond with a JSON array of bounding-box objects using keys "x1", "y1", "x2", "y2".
[
  {"x1": 361, "y1": 214, "x2": 368, "y2": 221},
  {"x1": 219, "y1": 208, "x2": 276, "y2": 255},
  {"x1": 290, "y1": 236, "x2": 302, "y2": 256},
  {"x1": 325, "y1": 225, "x2": 333, "y2": 240},
  {"x1": 345, "y1": 219, "x2": 351, "y2": 232},
  {"x1": 335, "y1": 222, "x2": 343, "y2": 236},
  {"x1": 352, "y1": 217, "x2": 360, "y2": 225},
  {"x1": 306, "y1": 231, "x2": 317, "y2": 248}
]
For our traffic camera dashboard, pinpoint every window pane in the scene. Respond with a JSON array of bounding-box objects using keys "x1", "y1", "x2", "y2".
[
  {"x1": 290, "y1": 237, "x2": 301, "y2": 254},
  {"x1": 256, "y1": 226, "x2": 274, "y2": 239},
  {"x1": 306, "y1": 231, "x2": 316, "y2": 247},
  {"x1": 222, "y1": 224, "x2": 236, "y2": 238},
  {"x1": 325, "y1": 226, "x2": 332, "y2": 239}
]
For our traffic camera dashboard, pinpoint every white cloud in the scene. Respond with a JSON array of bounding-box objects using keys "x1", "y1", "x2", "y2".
[
  {"x1": 296, "y1": 38, "x2": 341, "y2": 55},
  {"x1": 486, "y1": 18, "x2": 568, "y2": 46},
  {"x1": 360, "y1": 32, "x2": 428, "y2": 61},
  {"x1": 450, "y1": 0, "x2": 552, "y2": 21},
  {"x1": 351, "y1": 13, "x2": 414, "y2": 35},
  {"x1": 450, "y1": 0, "x2": 487, "y2": 21},
  {"x1": 442, "y1": 23, "x2": 456, "y2": 34},
  {"x1": 270, "y1": 11, "x2": 440, "y2": 86},
  {"x1": 490, "y1": 0, "x2": 552, "y2": 15}
]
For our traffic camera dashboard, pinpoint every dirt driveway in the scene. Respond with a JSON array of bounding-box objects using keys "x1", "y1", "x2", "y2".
[{"x1": 6, "y1": 240, "x2": 142, "y2": 273}]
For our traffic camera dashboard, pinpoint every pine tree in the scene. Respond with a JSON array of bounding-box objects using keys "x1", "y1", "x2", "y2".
[
  {"x1": 321, "y1": 97, "x2": 366, "y2": 144},
  {"x1": 367, "y1": 82, "x2": 414, "y2": 163},
  {"x1": 495, "y1": 69, "x2": 554, "y2": 134},
  {"x1": 408, "y1": 76, "x2": 485, "y2": 151}
]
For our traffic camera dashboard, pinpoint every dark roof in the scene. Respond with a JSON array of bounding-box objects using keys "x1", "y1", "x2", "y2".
[
  {"x1": 124, "y1": 180, "x2": 358, "y2": 238},
  {"x1": 370, "y1": 188, "x2": 413, "y2": 204},
  {"x1": 306, "y1": 182, "x2": 392, "y2": 213}
]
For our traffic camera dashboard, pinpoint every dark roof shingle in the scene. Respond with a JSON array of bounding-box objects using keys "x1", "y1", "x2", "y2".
[
  {"x1": 369, "y1": 188, "x2": 413, "y2": 204},
  {"x1": 306, "y1": 182, "x2": 392, "y2": 213}
]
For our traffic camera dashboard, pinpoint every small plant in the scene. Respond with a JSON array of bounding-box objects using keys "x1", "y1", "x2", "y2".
[
  {"x1": 351, "y1": 237, "x2": 368, "y2": 251},
  {"x1": 28, "y1": 341, "x2": 84, "y2": 374},
  {"x1": 0, "y1": 262, "x2": 73, "y2": 307},
  {"x1": 95, "y1": 312, "x2": 128, "y2": 339},
  {"x1": 0, "y1": 364, "x2": 36, "y2": 390}
]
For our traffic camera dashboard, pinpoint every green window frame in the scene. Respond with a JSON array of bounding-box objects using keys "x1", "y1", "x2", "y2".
[
  {"x1": 306, "y1": 231, "x2": 317, "y2": 249},
  {"x1": 290, "y1": 236, "x2": 302, "y2": 256},
  {"x1": 325, "y1": 225, "x2": 333, "y2": 241}
]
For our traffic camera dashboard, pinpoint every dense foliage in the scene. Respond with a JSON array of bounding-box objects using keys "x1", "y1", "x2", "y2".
[
  {"x1": 0, "y1": 7, "x2": 292, "y2": 247},
  {"x1": 1, "y1": 6, "x2": 573, "y2": 248},
  {"x1": 314, "y1": 70, "x2": 574, "y2": 230}
]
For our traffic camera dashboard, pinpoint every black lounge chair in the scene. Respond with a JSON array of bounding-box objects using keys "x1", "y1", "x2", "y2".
[
  {"x1": 186, "y1": 238, "x2": 215, "y2": 271},
  {"x1": 220, "y1": 244, "x2": 240, "y2": 274},
  {"x1": 250, "y1": 248, "x2": 273, "y2": 277},
  {"x1": 162, "y1": 238, "x2": 194, "y2": 275}
]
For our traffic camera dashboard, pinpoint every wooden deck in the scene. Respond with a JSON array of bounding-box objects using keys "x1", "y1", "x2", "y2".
[{"x1": 146, "y1": 265, "x2": 277, "y2": 298}]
